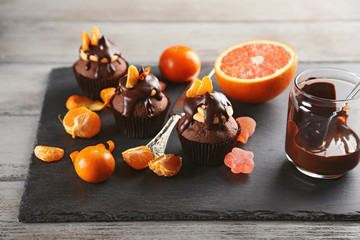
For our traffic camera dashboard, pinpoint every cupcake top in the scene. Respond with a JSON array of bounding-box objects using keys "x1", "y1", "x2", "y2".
[
  {"x1": 178, "y1": 76, "x2": 238, "y2": 143},
  {"x1": 76, "y1": 26, "x2": 127, "y2": 79},
  {"x1": 112, "y1": 65, "x2": 168, "y2": 117}
]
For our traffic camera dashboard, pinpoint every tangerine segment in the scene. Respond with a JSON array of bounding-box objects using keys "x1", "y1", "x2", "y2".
[
  {"x1": 122, "y1": 146, "x2": 153, "y2": 170},
  {"x1": 148, "y1": 154, "x2": 182, "y2": 177},
  {"x1": 196, "y1": 76, "x2": 213, "y2": 95},
  {"x1": 91, "y1": 26, "x2": 100, "y2": 46},
  {"x1": 236, "y1": 117, "x2": 256, "y2": 143},
  {"x1": 63, "y1": 107, "x2": 101, "y2": 138},
  {"x1": 34, "y1": 145, "x2": 64, "y2": 162},
  {"x1": 186, "y1": 79, "x2": 201, "y2": 98},
  {"x1": 214, "y1": 40, "x2": 298, "y2": 103},
  {"x1": 126, "y1": 65, "x2": 140, "y2": 88},
  {"x1": 81, "y1": 31, "x2": 90, "y2": 52},
  {"x1": 71, "y1": 143, "x2": 115, "y2": 183},
  {"x1": 66, "y1": 95, "x2": 104, "y2": 111}
]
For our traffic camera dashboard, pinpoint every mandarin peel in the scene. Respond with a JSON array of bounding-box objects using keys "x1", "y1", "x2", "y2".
[
  {"x1": 126, "y1": 65, "x2": 140, "y2": 88},
  {"x1": 100, "y1": 87, "x2": 116, "y2": 107},
  {"x1": 66, "y1": 95, "x2": 104, "y2": 111}
]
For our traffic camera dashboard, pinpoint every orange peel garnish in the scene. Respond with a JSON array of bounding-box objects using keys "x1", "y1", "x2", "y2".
[
  {"x1": 100, "y1": 87, "x2": 116, "y2": 107},
  {"x1": 139, "y1": 67, "x2": 151, "y2": 80}
]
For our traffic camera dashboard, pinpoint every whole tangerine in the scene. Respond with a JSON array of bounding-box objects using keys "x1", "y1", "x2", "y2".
[
  {"x1": 70, "y1": 141, "x2": 115, "y2": 183},
  {"x1": 159, "y1": 45, "x2": 201, "y2": 83}
]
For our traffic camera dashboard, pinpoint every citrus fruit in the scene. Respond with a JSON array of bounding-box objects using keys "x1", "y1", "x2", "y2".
[
  {"x1": 224, "y1": 148, "x2": 254, "y2": 174},
  {"x1": 122, "y1": 146, "x2": 153, "y2": 170},
  {"x1": 214, "y1": 40, "x2": 298, "y2": 103},
  {"x1": 62, "y1": 107, "x2": 101, "y2": 138},
  {"x1": 70, "y1": 140, "x2": 115, "y2": 183},
  {"x1": 148, "y1": 154, "x2": 182, "y2": 177},
  {"x1": 236, "y1": 117, "x2": 256, "y2": 144},
  {"x1": 34, "y1": 145, "x2": 64, "y2": 162},
  {"x1": 159, "y1": 45, "x2": 201, "y2": 83}
]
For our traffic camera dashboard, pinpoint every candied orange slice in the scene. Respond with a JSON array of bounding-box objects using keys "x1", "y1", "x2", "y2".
[
  {"x1": 236, "y1": 117, "x2": 256, "y2": 143},
  {"x1": 34, "y1": 145, "x2": 64, "y2": 162},
  {"x1": 196, "y1": 76, "x2": 213, "y2": 95},
  {"x1": 81, "y1": 31, "x2": 90, "y2": 52},
  {"x1": 186, "y1": 79, "x2": 201, "y2": 98},
  {"x1": 148, "y1": 154, "x2": 182, "y2": 177},
  {"x1": 125, "y1": 65, "x2": 140, "y2": 88},
  {"x1": 91, "y1": 26, "x2": 100, "y2": 46},
  {"x1": 62, "y1": 107, "x2": 101, "y2": 138},
  {"x1": 122, "y1": 146, "x2": 153, "y2": 170}
]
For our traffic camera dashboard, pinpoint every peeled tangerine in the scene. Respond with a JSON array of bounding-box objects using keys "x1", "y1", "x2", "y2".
[
  {"x1": 236, "y1": 117, "x2": 256, "y2": 143},
  {"x1": 149, "y1": 154, "x2": 182, "y2": 177},
  {"x1": 62, "y1": 107, "x2": 101, "y2": 138},
  {"x1": 224, "y1": 148, "x2": 254, "y2": 174}
]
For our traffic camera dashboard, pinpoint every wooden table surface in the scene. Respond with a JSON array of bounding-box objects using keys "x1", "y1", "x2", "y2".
[{"x1": 1, "y1": 0, "x2": 360, "y2": 238}]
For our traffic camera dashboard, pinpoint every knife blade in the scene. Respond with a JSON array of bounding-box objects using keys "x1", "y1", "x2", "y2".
[{"x1": 146, "y1": 68, "x2": 215, "y2": 157}]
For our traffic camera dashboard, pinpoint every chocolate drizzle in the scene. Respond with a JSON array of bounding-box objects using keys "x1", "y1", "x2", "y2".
[
  {"x1": 117, "y1": 67, "x2": 163, "y2": 117},
  {"x1": 179, "y1": 91, "x2": 232, "y2": 133},
  {"x1": 80, "y1": 36, "x2": 124, "y2": 79}
]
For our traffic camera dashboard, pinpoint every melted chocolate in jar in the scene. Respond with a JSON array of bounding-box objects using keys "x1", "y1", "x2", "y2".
[
  {"x1": 117, "y1": 67, "x2": 163, "y2": 117},
  {"x1": 286, "y1": 81, "x2": 360, "y2": 175},
  {"x1": 81, "y1": 36, "x2": 123, "y2": 79},
  {"x1": 179, "y1": 91, "x2": 232, "y2": 133}
]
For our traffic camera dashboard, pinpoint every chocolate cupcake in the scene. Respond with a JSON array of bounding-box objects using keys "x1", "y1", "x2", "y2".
[
  {"x1": 110, "y1": 65, "x2": 170, "y2": 138},
  {"x1": 73, "y1": 26, "x2": 128, "y2": 100},
  {"x1": 177, "y1": 76, "x2": 240, "y2": 166}
]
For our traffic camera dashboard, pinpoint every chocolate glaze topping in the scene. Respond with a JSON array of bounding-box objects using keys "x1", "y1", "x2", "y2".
[
  {"x1": 80, "y1": 36, "x2": 124, "y2": 79},
  {"x1": 179, "y1": 91, "x2": 232, "y2": 133},
  {"x1": 116, "y1": 67, "x2": 163, "y2": 117}
]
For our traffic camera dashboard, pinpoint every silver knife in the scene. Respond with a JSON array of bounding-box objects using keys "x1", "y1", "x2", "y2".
[{"x1": 146, "y1": 69, "x2": 215, "y2": 157}]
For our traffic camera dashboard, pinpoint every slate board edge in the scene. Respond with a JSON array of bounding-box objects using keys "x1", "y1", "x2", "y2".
[{"x1": 18, "y1": 209, "x2": 360, "y2": 223}]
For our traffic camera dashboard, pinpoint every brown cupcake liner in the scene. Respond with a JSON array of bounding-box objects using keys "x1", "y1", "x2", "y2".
[
  {"x1": 110, "y1": 97, "x2": 170, "y2": 139},
  {"x1": 177, "y1": 123, "x2": 241, "y2": 166},
  {"x1": 73, "y1": 67, "x2": 122, "y2": 100}
]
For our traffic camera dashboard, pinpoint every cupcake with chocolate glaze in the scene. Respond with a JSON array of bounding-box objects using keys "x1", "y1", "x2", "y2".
[
  {"x1": 73, "y1": 26, "x2": 128, "y2": 100},
  {"x1": 110, "y1": 65, "x2": 170, "y2": 138},
  {"x1": 177, "y1": 76, "x2": 240, "y2": 166}
]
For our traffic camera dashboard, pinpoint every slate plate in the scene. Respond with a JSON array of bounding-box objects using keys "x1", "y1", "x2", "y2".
[{"x1": 18, "y1": 65, "x2": 360, "y2": 223}]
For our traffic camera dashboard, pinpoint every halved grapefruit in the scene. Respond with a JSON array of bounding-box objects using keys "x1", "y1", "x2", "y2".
[{"x1": 214, "y1": 40, "x2": 298, "y2": 103}]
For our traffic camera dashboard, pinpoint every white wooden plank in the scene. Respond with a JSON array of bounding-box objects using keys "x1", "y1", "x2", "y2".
[
  {"x1": 2, "y1": 182, "x2": 360, "y2": 239},
  {"x1": 1, "y1": 0, "x2": 360, "y2": 23},
  {"x1": 0, "y1": 116, "x2": 38, "y2": 181},
  {"x1": 1, "y1": 21, "x2": 360, "y2": 65}
]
